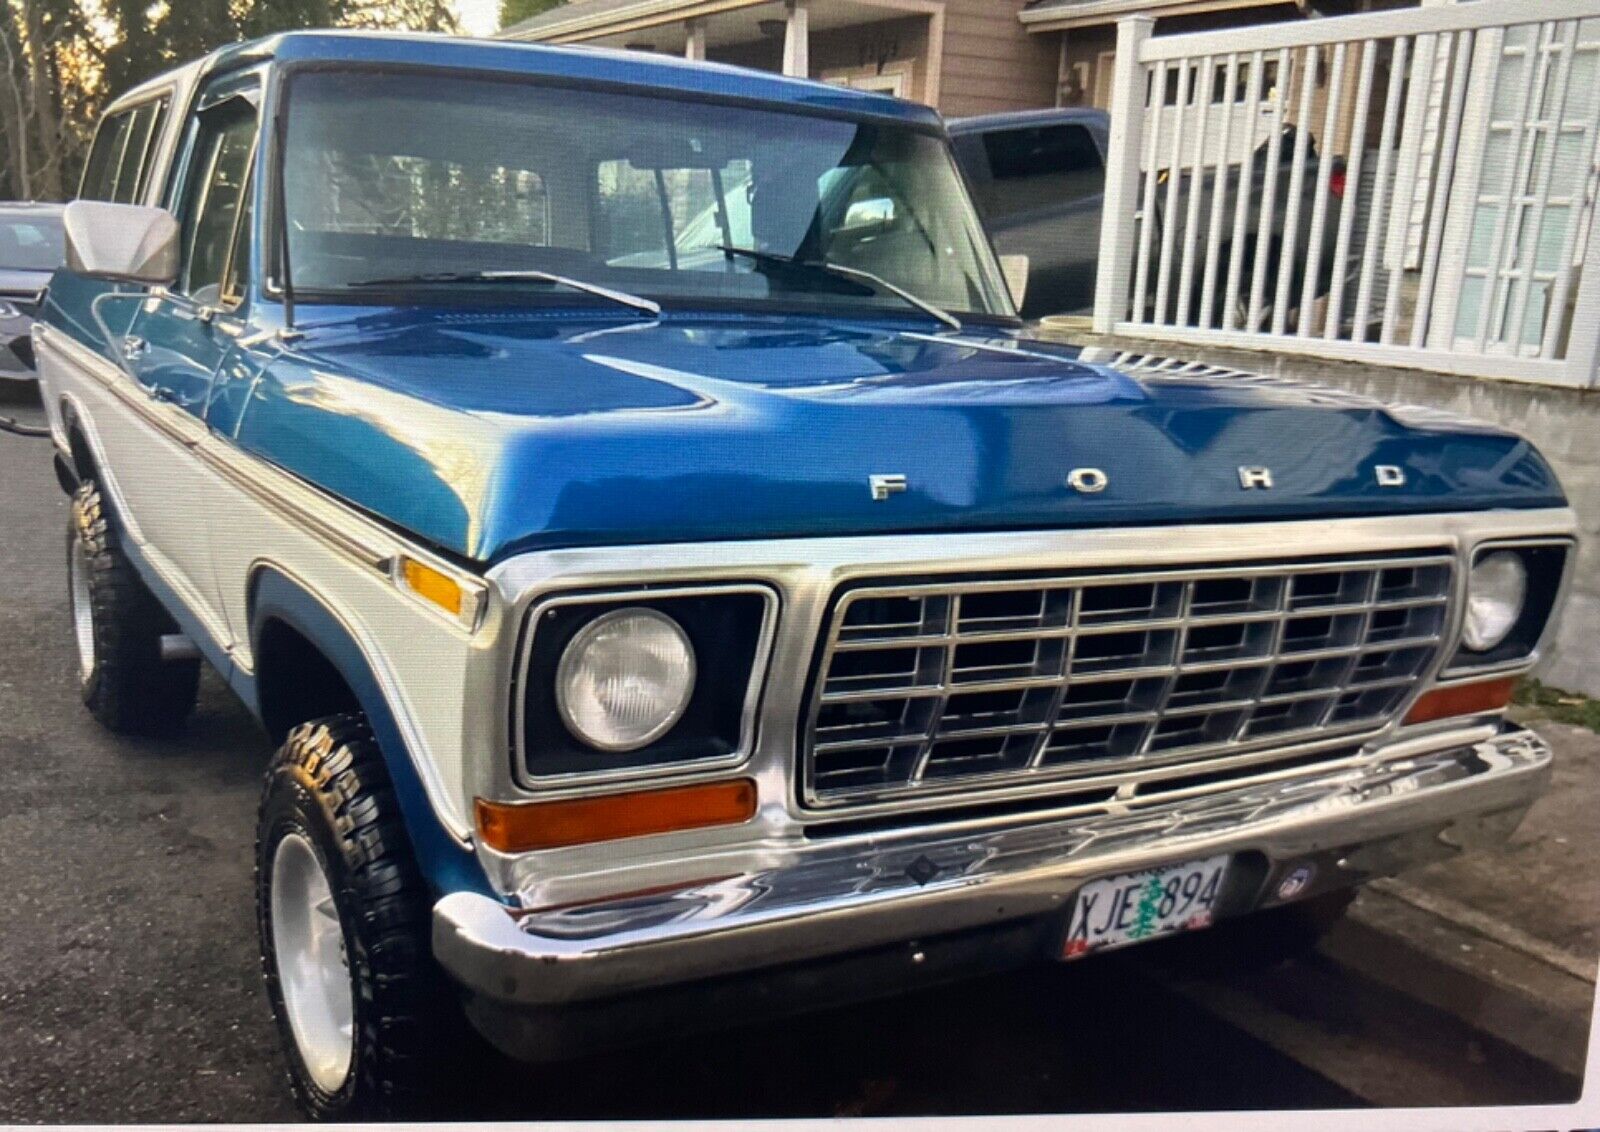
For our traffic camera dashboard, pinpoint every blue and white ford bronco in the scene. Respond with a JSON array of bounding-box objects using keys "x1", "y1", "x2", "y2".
[{"x1": 34, "y1": 30, "x2": 1575, "y2": 1118}]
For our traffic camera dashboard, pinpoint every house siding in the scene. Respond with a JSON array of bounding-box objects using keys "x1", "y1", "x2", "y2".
[{"x1": 939, "y1": 0, "x2": 1059, "y2": 117}]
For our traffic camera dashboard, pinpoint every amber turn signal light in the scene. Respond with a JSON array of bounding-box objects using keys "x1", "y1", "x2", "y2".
[
  {"x1": 475, "y1": 779, "x2": 758, "y2": 853},
  {"x1": 1403, "y1": 677, "x2": 1517, "y2": 726}
]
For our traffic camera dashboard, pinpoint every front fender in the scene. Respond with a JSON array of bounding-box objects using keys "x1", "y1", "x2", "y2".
[{"x1": 249, "y1": 566, "x2": 496, "y2": 901}]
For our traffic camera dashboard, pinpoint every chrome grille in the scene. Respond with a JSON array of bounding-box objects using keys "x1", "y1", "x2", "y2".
[{"x1": 802, "y1": 552, "x2": 1455, "y2": 807}]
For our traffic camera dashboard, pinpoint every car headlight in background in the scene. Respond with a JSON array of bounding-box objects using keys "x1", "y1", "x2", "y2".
[
  {"x1": 556, "y1": 607, "x2": 696, "y2": 751},
  {"x1": 517, "y1": 587, "x2": 775, "y2": 781},
  {"x1": 1462, "y1": 551, "x2": 1527, "y2": 652}
]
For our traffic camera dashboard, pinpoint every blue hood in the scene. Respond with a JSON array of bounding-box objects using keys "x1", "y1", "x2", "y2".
[{"x1": 230, "y1": 309, "x2": 1564, "y2": 564}]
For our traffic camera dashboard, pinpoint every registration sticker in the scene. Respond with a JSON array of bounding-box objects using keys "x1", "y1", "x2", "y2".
[{"x1": 1061, "y1": 855, "x2": 1230, "y2": 959}]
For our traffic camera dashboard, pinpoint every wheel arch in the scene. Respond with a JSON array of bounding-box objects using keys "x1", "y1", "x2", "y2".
[
  {"x1": 247, "y1": 563, "x2": 495, "y2": 900},
  {"x1": 59, "y1": 396, "x2": 97, "y2": 485}
]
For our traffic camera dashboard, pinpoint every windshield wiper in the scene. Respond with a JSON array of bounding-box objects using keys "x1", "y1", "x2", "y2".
[
  {"x1": 714, "y1": 245, "x2": 961, "y2": 331},
  {"x1": 346, "y1": 269, "x2": 660, "y2": 317}
]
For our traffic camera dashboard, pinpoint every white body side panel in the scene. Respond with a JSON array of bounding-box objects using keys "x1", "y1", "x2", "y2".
[{"x1": 35, "y1": 325, "x2": 483, "y2": 842}]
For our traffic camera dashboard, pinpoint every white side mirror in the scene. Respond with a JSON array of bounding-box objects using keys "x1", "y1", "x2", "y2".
[
  {"x1": 999, "y1": 254, "x2": 1030, "y2": 312},
  {"x1": 62, "y1": 200, "x2": 180, "y2": 287}
]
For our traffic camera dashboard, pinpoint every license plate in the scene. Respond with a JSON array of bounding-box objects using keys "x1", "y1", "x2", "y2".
[{"x1": 1061, "y1": 855, "x2": 1230, "y2": 960}]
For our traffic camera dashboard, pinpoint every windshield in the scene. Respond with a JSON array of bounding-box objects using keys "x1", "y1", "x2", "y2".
[
  {"x1": 0, "y1": 214, "x2": 64, "y2": 272},
  {"x1": 281, "y1": 71, "x2": 1013, "y2": 320}
]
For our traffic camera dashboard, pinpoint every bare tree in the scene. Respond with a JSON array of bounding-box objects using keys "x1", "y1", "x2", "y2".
[
  {"x1": 0, "y1": 0, "x2": 102, "y2": 199},
  {"x1": 0, "y1": 0, "x2": 460, "y2": 203}
]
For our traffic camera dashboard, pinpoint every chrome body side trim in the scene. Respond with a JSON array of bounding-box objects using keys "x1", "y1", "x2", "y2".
[
  {"x1": 435, "y1": 725, "x2": 1551, "y2": 1007},
  {"x1": 35, "y1": 323, "x2": 483, "y2": 621}
]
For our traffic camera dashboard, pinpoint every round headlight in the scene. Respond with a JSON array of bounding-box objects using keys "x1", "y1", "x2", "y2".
[
  {"x1": 1462, "y1": 551, "x2": 1527, "y2": 652},
  {"x1": 555, "y1": 608, "x2": 696, "y2": 751}
]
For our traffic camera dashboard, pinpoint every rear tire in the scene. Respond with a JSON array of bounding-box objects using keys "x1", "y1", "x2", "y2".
[
  {"x1": 68, "y1": 479, "x2": 199, "y2": 735},
  {"x1": 257, "y1": 714, "x2": 476, "y2": 1120}
]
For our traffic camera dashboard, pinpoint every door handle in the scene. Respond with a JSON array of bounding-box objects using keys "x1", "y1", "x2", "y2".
[{"x1": 121, "y1": 335, "x2": 148, "y2": 361}]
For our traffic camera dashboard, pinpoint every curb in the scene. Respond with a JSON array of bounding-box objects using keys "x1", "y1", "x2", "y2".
[{"x1": 1333, "y1": 886, "x2": 1594, "y2": 1079}]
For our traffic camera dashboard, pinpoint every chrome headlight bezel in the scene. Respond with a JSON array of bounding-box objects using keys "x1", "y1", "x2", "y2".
[
  {"x1": 514, "y1": 584, "x2": 778, "y2": 788},
  {"x1": 1444, "y1": 539, "x2": 1572, "y2": 676}
]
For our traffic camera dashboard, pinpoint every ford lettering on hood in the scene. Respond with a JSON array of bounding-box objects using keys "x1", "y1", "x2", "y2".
[{"x1": 228, "y1": 311, "x2": 1565, "y2": 564}]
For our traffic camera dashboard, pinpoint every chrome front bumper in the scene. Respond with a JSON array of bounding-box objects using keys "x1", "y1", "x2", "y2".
[{"x1": 434, "y1": 725, "x2": 1549, "y2": 1015}]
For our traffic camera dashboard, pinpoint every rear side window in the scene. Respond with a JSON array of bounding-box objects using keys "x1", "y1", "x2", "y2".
[
  {"x1": 971, "y1": 124, "x2": 1104, "y2": 222},
  {"x1": 175, "y1": 97, "x2": 259, "y2": 302},
  {"x1": 78, "y1": 96, "x2": 171, "y2": 203},
  {"x1": 79, "y1": 112, "x2": 132, "y2": 201},
  {"x1": 123, "y1": 97, "x2": 171, "y2": 202}
]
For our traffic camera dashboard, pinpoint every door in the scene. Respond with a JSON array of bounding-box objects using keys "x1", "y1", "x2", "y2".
[{"x1": 121, "y1": 84, "x2": 262, "y2": 649}]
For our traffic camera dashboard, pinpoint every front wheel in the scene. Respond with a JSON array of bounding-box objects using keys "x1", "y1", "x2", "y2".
[{"x1": 257, "y1": 714, "x2": 475, "y2": 1119}]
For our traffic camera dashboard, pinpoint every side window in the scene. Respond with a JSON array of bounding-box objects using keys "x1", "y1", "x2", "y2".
[
  {"x1": 79, "y1": 97, "x2": 171, "y2": 204},
  {"x1": 175, "y1": 97, "x2": 259, "y2": 303},
  {"x1": 220, "y1": 162, "x2": 254, "y2": 309},
  {"x1": 126, "y1": 96, "x2": 172, "y2": 203},
  {"x1": 79, "y1": 111, "x2": 132, "y2": 201},
  {"x1": 973, "y1": 124, "x2": 1104, "y2": 222},
  {"x1": 111, "y1": 102, "x2": 155, "y2": 203}
]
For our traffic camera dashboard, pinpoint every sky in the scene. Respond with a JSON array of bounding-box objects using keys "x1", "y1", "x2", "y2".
[{"x1": 451, "y1": 0, "x2": 501, "y2": 36}]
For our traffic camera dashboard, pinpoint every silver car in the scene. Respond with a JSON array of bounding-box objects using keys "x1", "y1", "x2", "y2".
[{"x1": 0, "y1": 203, "x2": 64, "y2": 382}]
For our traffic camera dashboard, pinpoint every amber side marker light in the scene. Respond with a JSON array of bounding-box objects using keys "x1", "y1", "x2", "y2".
[
  {"x1": 476, "y1": 779, "x2": 758, "y2": 853},
  {"x1": 400, "y1": 557, "x2": 464, "y2": 617},
  {"x1": 1403, "y1": 677, "x2": 1517, "y2": 726}
]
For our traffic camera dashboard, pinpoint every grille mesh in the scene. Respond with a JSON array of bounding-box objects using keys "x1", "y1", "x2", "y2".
[{"x1": 802, "y1": 553, "x2": 1454, "y2": 807}]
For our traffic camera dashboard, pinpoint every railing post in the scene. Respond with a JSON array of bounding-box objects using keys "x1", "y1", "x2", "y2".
[{"x1": 1093, "y1": 16, "x2": 1155, "y2": 334}]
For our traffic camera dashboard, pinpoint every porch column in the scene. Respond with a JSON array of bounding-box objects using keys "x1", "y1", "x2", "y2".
[
  {"x1": 782, "y1": 0, "x2": 809, "y2": 78},
  {"x1": 685, "y1": 18, "x2": 706, "y2": 61}
]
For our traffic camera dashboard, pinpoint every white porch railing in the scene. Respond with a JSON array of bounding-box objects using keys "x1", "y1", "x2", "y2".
[{"x1": 1092, "y1": 0, "x2": 1600, "y2": 388}]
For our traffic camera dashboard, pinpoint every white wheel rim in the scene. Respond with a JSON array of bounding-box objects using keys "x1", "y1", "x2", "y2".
[
  {"x1": 271, "y1": 832, "x2": 355, "y2": 1093},
  {"x1": 69, "y1": 536, "x2": 94, "y2": 684}
]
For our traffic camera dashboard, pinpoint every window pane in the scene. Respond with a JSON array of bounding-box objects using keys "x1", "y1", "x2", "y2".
[
  {"x1": 111, "y1": 103, "x2": 156, "y2": 203},
  {"x1": 973, "y1": 125, "x2": 1104, "y2": 221},
  {"x1": 133, "y1": 97, "x2": 172, "y2": 202},
  {"x1": 597, "y1": 161, "x2": 752, "y2": 264},
  {"x1": 282, "y1": 71, "x2": 1011, "y2": 318},
  {"x1": 294, "y1": 153, "x2": 550, "y2": 246},
  {"x1": 178, "y1": 101, "x2": 258, "y2": 300},
  {"x1": 0, "y1": 216, "x2": 64, "y2": 270},
  {"x1": 80, "y1": 112, "x2": 131, "y2": 201},
  {"x1": 221, "y1": 168, "x2": 254, "y2": 309}
]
